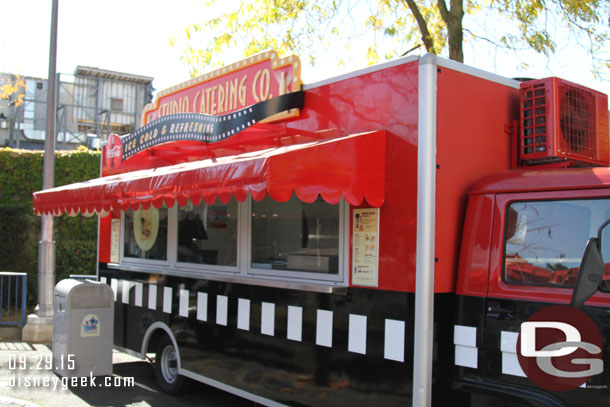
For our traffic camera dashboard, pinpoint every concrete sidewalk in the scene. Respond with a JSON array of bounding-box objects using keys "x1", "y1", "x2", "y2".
[{"x1": 0, "y1": 342, "x2": 255, "y2": 407}]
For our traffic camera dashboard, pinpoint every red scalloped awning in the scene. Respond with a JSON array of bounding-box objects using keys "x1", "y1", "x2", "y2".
[{"x1": 33, "y1": 131, "x2": 385, "y2": 216}]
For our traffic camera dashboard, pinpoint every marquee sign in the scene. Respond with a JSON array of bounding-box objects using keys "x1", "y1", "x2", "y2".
[
  {"x1": 117, "y1": 91, "x2": 304, "y2": 161},
  {"x1": 141, "y1": 50, "x2": 302, "y2": 125},
  {"x1": 100, "y1": 51, "x2": 305, "y2": 162}
]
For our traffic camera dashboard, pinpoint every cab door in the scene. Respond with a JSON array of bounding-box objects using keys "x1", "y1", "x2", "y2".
[{"x1": 483, "y1": 190, "x2": 610, "y2": 407}]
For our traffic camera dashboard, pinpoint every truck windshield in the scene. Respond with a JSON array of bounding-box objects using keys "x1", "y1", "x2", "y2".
[{"x1": 504, "y1": 198, "x2": 610, "y2": 288}]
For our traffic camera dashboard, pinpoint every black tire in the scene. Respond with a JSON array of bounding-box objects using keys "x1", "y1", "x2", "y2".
[{"x1": 154, "y1": 335, "x2": 184, "y2": 394}]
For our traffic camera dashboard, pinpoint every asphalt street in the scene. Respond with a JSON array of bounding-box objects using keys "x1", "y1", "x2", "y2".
[{"x1": 0, "y1": 342, "x2": 256, "y2": 407}]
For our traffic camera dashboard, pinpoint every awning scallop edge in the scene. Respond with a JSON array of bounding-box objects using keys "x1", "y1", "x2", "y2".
[{"x1": 32, "y1": 131, "x2": 386, "y2": 216}]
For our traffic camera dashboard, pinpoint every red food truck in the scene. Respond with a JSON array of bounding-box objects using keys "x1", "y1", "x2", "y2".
[{"x1": 33, "y1": 51, "x2": 610, "y2": 407}]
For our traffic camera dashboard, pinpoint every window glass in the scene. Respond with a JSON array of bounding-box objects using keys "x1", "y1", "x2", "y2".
[
  {"x1": 504, "y1": 199, "x2": 610, "y2": 287},
  {"x1": 251, "y1": 195, "x2": 340, "y2": 274},
  {"x1": 124, "y1": 206, "x2": 168, "y2": 261},
  {"x1": 110, "y1": 97, "x2": 124, "y2": 112},
  {"x1": 178, "y1": 199, "x2": 238, "y2": 266}
]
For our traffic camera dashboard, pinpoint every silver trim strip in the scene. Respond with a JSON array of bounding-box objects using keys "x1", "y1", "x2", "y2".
[
  {"x1": 180, "y1": 369, "x2": 290, "y2": 407},
  {"x1": 96, "y1": 150, "x2": 103, "y2": 279},
  {"x1": 412, "y1": 53, "x2": 438, "y2": 407},
  {"x1": 113, "y1": 345, "x2": 145, "y2": 360},
  {"x1": 303, "y1": 54, "x2": 519, "y2": 91},
  {"x1": 106, "y1": 263, "x2": 347, "y2": 295}
]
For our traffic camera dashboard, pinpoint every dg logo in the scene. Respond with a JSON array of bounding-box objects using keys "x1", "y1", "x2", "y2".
[{"x1": 517, "y1": 305, "x2": 603, "y2": 391}]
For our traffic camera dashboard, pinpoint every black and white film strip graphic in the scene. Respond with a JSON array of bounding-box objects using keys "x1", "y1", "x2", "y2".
[
  {"x1": 105, "y1": 277, "x2": 406, "y2": 363},
  {"x1": 121, "y1": 91, "x2": 305, "y2": 160}
]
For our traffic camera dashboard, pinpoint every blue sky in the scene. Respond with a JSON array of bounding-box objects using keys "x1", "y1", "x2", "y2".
[{"x1": 1, "y1": 0, "x2": 609, "y2": 98}]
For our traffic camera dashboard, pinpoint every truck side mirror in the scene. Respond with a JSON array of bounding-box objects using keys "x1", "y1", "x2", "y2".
[
  {"x1": 571, "y1": 219, "x2": 610, "y2": 309},
  {"x1": 599, "y1": 220, "x2": 610, "y2": 292}
]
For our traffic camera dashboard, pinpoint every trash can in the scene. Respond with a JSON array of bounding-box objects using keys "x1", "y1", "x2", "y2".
[{"x1": 53, "y1": 279, "x2": 114, "y2": 378}]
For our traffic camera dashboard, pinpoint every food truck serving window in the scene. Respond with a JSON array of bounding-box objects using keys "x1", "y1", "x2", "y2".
[
  {"x1": 118, "y1": 194, "x2": 348, "y2": 284},
  {"x1": 251, "y1": 195, "x2": 339, "y2": 274},
  {"x1": 124, "y1": 206, "x2": 168, "y2": 261},
  {"x1": 178, "y1": 199, "x2": 238, "y2": 267}
]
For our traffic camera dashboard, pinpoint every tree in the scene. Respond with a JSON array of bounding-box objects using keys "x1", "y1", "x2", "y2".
[
  {"x1": 0, "y1": 75, "x2": 26, "y2": 107},
  {"x1": 174, "y1": 0, "x2": 609, "y2": 79},
  {"x1": 486, "y1": 0, "x2": 609, "y2": 78}
]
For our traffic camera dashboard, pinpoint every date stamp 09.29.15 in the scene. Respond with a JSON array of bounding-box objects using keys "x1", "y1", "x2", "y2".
[{"x1": 4, "y1": 353, "x2": 134, "y2": 391}]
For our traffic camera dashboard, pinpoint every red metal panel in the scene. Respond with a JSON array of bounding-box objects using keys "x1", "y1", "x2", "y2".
[
  {"x1": 435, "y1": 67, "x2": 518, "y2": 292},
  {"x1": 456, "y1": 194, "x2": 495, "y2": 296},
  {"x1": 487, "y1": 187, "x2": 610, "y2": 307},
  {"x1": 98, "y1": 215, "x2": 111, "y2": 263},
  {"x1": 471, "y1": 167, "x2": 610, "y2": 195},
  {"x1": 300, "y1": 64, "x2": 420, "y2": 292}
]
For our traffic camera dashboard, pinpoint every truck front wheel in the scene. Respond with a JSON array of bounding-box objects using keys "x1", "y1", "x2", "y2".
[{"x1": 154, "y1": 335, "x2": 184, "y2": 394}]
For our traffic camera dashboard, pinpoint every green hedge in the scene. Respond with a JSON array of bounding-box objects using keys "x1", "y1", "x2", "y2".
[{"x1": 0, "y1": 147, "x2": 100, "y2": 306}]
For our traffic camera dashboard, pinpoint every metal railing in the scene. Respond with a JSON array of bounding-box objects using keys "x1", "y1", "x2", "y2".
[
  {"x1": 0, "y1": 272, "x2": 27, "y2": 327},
  {"x1": 68, "y1": 274, "x2": 97, "y2": 282}
]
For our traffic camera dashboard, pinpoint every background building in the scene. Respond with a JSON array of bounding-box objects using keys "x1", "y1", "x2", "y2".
[{"x1": 0, "y1": 67, "x2": 153, "y2": 150}]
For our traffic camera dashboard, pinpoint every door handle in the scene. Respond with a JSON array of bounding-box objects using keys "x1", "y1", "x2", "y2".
[{"x1": 486, "y1": 302, "x2": 515, "y2": 320}]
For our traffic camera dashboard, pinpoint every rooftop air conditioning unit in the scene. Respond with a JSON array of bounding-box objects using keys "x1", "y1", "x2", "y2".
[{"x1": 519, "y1": 77, "x2": 609, "y2": 166}]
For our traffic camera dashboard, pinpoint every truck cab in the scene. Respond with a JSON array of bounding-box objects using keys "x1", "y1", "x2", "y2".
[{"x1": 455, "y1": 168, "x2": 610, "y2": 406}]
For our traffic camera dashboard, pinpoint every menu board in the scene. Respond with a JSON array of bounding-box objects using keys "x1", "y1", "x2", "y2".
[
  {"x1": 110, "y1": 218, "x2": 121, "y2": 263},
  {"x1": 352, "y1": 208, "x2": 379, "y2": 287}
]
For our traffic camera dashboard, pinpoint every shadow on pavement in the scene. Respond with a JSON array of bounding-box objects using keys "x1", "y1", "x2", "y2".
[{"x1": 69, "y1": 361, "x2": 257, "y2": 407}]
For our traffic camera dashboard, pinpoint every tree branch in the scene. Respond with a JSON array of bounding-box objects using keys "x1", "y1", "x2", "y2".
[
  {"x1": 438, "y1": 0, "x2": 464, "y2": 61},
  {"x1": 463, "y1": 28, "x2": 511, "y2": 48},
  {"x1": 437, "y1": 0, "x2": 450, "y2": 23},
  {"x1": 402, "y1": 0, "x2": 437, "y2": 54}
]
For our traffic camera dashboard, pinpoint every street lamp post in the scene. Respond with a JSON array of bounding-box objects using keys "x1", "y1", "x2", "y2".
[{"x1": 22, "y1": 0, "x2": 59, "y2": 343}]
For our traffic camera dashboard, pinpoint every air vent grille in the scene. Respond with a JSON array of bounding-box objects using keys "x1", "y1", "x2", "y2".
[
  {"x1": 518, "y1": 77, "x2": 609, "y2": 167},
  {"x1": 558, "y1": 84, "x2": 596, "y2": 156},
  {"x1": 521, "y1": 83, "x2": 548, "y2": 156}
]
